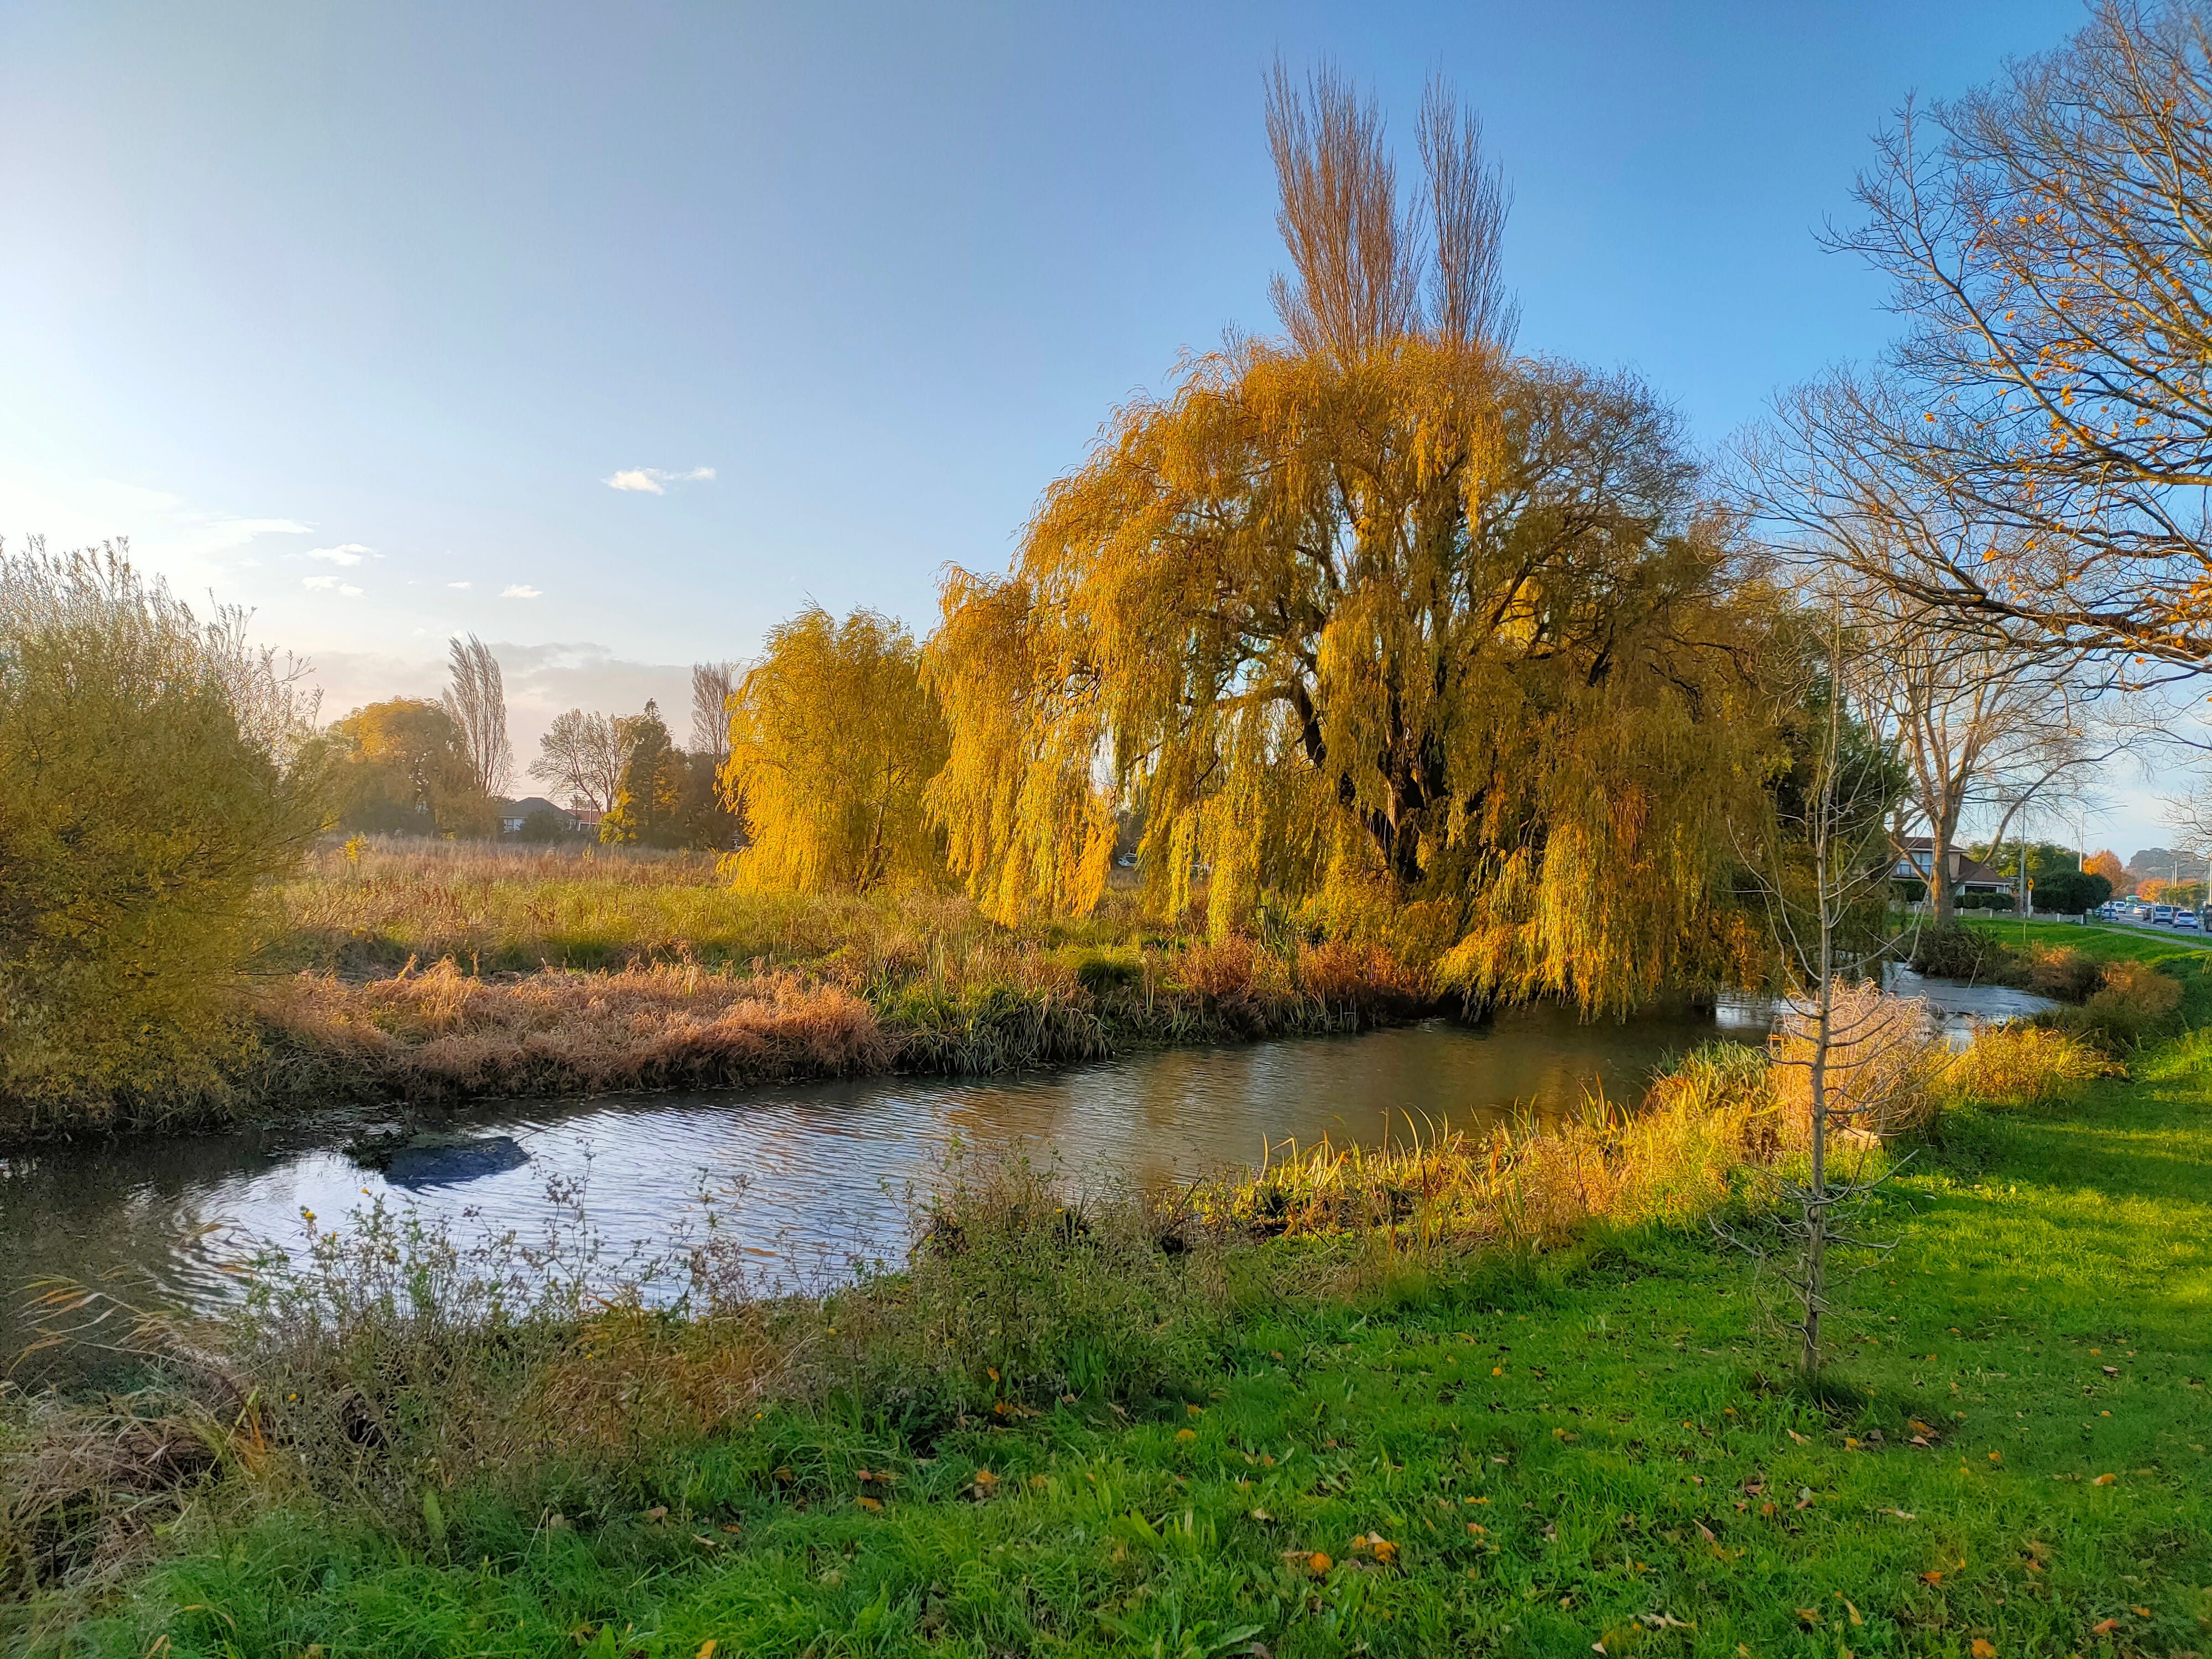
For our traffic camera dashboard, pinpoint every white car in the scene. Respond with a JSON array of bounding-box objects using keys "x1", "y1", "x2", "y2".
[{"x1": 2179, "y1": 910, "x2": 2204, "y2": 931}]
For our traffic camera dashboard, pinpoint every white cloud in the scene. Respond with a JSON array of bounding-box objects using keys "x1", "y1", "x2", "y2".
[
  {"x1": 604, "y1": 466, "x2": 715, "y2": 495},
  {"x1": 306, "y1": 543, "x2": 371, "y2": 566},
  {"x1": 500, "y1": 583, "x2": 542, "y2": 599},
  {"x1": 448, "y1": 580, "x2": 472, "y2": 589},
  {"x1": 340, "y1": 583, "x2": 363, "y2": 597},
  {"x1": 302, "y1": 575, "x2": 338, "y2": 591},
  {"x1": 302, "y1": 576, "x2": 364, "y2": 597}
]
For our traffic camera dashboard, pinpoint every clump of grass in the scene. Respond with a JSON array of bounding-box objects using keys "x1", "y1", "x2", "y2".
[
  {"x1": 1208, "y1": 1038, "x2": 1783, "y2": 1256},
  {"x1": 1940, "y1": 1022, "x2": 2118, "y2": 1108},
  {"x1": 1770, "y1": 982, "x2": 1947, "y2": 1137},
  {"x1": 254, "y1": 958, "x2": 890, "y2": 1100},
  {"x1": 827, "y1": 1151, "x2": 1230, "y2": 1432},
  {"x1": 2037, "y1": 957, "x2": 2190, "y2": 1052},
  {"x1": 0, "y1": 1387, "x2": 225, "y2": 1609}
]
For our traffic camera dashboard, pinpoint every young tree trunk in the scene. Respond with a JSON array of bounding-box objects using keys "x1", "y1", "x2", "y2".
[{"x1": 1802, "y1": 974, "x2": 1832, "y2": 1381}]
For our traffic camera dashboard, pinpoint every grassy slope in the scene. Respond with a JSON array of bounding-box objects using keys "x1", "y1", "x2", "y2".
[
  {"x1": 75, "y1": 1050, "x2": 2212, "y2": 1656},
  {"x1": 1961, "y1": 915, "x2": 2212, "y2": 969}
]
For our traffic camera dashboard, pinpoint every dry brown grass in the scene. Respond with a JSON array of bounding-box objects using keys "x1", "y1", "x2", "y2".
[
  {"x1": 257, "y1": 958, "x2": 890, "y2": 1099},
  {"x1": 1771, "y1": 982, "x2": 1946, "y2": 1138},
  {"x1": 0, "y1": 1389, "x2": 225, "y2": 1604},
  {"x1": 1940, "y1": 1023, "x2": 2119, "y2": 1108}
]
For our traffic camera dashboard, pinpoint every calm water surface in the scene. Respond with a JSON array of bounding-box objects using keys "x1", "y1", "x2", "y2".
[
  {"x1": 2, "y1": 1005, "x2": 1764, "y2": 1361},
  {"x1": 0, "y1": 978, "x2": 2034, "y2": 1365}
]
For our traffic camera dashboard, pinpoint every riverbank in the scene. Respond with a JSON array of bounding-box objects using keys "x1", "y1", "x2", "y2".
[
  {"x1": 2, "y1": 841, "x2": 1437, "y2": 1144},
  {"x1": 8, "y1": 975, "x2": 2199, "y2": 1653}
]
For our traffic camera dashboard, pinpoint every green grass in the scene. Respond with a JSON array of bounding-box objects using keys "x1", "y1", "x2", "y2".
[
  {"x1": 1961, "y1": 915, "x2": 2212, "y2": 972},
  {"x1": 49, "y1": 1050, "x2": 2212, "y2": 1656}
]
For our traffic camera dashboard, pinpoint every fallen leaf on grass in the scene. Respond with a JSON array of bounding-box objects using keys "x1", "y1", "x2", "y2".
[
  {"x1": 2131, "y1": 1606, "x2": 2151, "y2": 1616},
  {"x1": 971, "y1": 1469, "x2": 1000, "y2": 1498},
  {"x1": 1882, "y1": 1508, "x2": 1917, "y2": 1521},
  {"x1": 1787, "y1": 1428, "x2": 1809, "y2": 1444},
  {"x1": 1796, "y1": 1608, "x2": 1822, "y2": 1625},
  {"x1": 2091, "y1": 1618, "x2": 2120, "y2": 1634},
  {"x1": 1970, "y1": 1640, "x2": 1997, "y2": 1658},
  {"x1": 856, "y1": 1496, "x2": 882, "y2": 1512},
  {"x1": 696, "y1": 1643, "x2": 717, "y2": 1659},
  {"x1": 1467, "y1": 1522, "x2": 1486, "y2": 1535},
  {"x1": 1249, "y1": 1508, "x2": 1273, "y2": 1521},
  {"x1": 1921, "y1": 1571, "x2": 1943, "y2": 1585},
  {"x1": 641, "y1": 1506, "x2": 667, "y2": 1522},
  {"x1": 2094, "y1": 1473, "x2": 2117, "y2": 1485}
]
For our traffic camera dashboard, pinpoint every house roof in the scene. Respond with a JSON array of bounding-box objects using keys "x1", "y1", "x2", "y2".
[{"x1": 1893, "y1": 837, "x2": 2011, "y2": 890}]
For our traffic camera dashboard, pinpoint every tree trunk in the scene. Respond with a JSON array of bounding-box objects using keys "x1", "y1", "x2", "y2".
[{"x1": 1929, "y1": 822, "x2": 1958, "y2": 926}]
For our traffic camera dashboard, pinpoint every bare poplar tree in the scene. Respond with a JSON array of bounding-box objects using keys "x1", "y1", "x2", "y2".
[
  {"x1": 1265, "y1": 61, "x2": 1515, "y2": 360},
  {"x1": 528, "y1": 708, "x2": 627, "y2": 812},
  {"x1": 1418, "y1": 78, "x2": 1517, "y2": 351},
  {"x1": 690, "y1": 660, "x2": 742, "y2": 766},
  {"x1": 441, "y1": 633, "x2": 512, "y2": 799}
]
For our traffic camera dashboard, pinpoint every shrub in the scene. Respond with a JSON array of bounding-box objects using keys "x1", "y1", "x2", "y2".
[
  {"x1": 2025, "y1": 945, "x2": 2104, "y2": 1003},
  {"x1": 2047, "y1": 958, "x2": 2187, "y2": 1051},
  {"x1": 1771, "y1": 982, "x2": 1945, "y2": 1136},
  {"x1": 0, "y1": 544, "x2": 324, "y2": 1133},
  {"x1": 1909, "y1": 924, "x2": 2018, "y2": 983}
]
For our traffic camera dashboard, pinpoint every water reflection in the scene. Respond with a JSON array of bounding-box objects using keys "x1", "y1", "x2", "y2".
[{"x1": 2, "y1": 1006, "x2": 1733, "y2": 1362}]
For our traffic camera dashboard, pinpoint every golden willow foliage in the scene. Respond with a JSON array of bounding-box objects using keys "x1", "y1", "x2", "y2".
[
  {"x1": 721, "y1": 607, "x2": 949, "y2": 894},
  {"x1": 926, "y1": 71, "x2": 1780, "y2": 1014}
]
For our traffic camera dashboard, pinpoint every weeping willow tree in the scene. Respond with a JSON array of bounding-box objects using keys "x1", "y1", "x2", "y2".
[
  {"x1": 722, "y1": 606, "x2": 949, "y2": 893},
  {"x1": 926, "y1": 68, "x2": 1781, "y2": 1014}
]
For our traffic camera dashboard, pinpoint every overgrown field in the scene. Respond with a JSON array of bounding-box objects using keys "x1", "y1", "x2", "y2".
[
  {"x1": 7, "y1": 976, "x2": 2205, "y2": 1656},
  {"x1": 2, "y1": 841, "x2": 1434, "y2": 1142}
]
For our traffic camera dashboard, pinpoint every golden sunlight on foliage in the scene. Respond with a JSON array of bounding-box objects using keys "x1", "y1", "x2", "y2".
[
  {"x1": 923, "y1": 73, "x2": 1782, "y2": 1014},
  {"x1": 927, "y1": 338, "x2": 1777, "y2": 1013},
  {"x1": 722, "y1": 607, "x2": 949, "y2": 894}
]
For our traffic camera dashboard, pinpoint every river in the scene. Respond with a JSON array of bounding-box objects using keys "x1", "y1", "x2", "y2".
[{"x1": 0, "y1": 979, "x2": 2047, "y2": 1369}]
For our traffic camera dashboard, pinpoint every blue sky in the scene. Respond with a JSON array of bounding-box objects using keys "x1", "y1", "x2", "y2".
[{"x1": 0, "y1": 0, "x2": 2176, "y2": 848}]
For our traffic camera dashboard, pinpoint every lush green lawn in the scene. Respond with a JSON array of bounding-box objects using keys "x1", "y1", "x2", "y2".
[
  {"x1": 1963, "y1": 915, "x2": 2212, "y2": 972},
  {"x1": 63, "y1": 1045, "x2": 2211, "y2": 1658}
]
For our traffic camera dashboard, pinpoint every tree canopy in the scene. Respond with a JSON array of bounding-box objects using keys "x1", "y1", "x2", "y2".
[
  {"x1": 1827, "y1": 0, "x2": 2212, "y2": 665},
  {"x1": 318, "y1": 698, "x2": 490, "y2": 836},
  {"x1": 724, "y1": 607, "x2": 947, "y2": 893},
  {"x1": 925, "y1": 71, "x2": 1779, "y2": 1013}
]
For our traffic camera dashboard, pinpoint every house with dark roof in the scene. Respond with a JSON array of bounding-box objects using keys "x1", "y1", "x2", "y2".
[{"x1": 1893, "y1": 836, "x2": 2013, "y2": 898}]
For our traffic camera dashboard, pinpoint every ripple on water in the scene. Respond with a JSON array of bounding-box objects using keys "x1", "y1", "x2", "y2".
[{"x1": 3, "y1": 1006, "x2": 1746, "y2": 1363}]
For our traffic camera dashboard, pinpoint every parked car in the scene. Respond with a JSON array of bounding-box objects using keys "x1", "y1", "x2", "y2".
[{"x1": 2178, "y1": 910, "x2": 2204, "y2": 931}]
